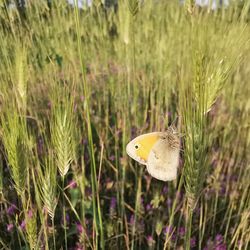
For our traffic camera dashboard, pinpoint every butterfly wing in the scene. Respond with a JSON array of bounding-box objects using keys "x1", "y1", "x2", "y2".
[
  {"x1": 146, "y1": 134, "x2": 180, "y2": 181},
  {"x1": 126, "y1": 132, "x2": 161, "y2": 165}
]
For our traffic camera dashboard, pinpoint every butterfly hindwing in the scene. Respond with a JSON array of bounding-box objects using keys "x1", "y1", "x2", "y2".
[{"x1": 146, "y1": 133, "x2": 180, "y2": 181}]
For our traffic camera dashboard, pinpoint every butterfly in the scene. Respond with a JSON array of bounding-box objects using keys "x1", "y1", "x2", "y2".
[{"x1": 126, "y1": 127, "x2": 180, "y2": 181}]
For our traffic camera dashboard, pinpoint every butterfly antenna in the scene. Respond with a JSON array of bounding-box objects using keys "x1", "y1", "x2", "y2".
[{"x1": 168, "y1": 116, "x2": 186, "y2": 138}]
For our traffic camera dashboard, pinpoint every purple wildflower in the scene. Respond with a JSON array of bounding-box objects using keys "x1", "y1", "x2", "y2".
[
  {"x1": 219, "y1": 185, "x2": 226, "y2": 196},
  {"x1": 129, "y1": 215, "x2": 135, "y2": 225},
  {"x1": 162, "y1": 185, "x2": 168, "y2": 194},
  {"x1": 7, "y1": 223, "x2": 14, "y2": 232},
  {"x1": 7, "y1": 204, "x2": 17, "y2": 216},
  {"x1": 61, "y1": 213, "x2": 70, "y2": 225},
  {"x1": 28, "y1": 209, "x2": 33, "y2": 218},
  {"x1": 166, "y1": 197, "x2": 172, "y2": 207},
  {"x1": 66, "y1": 213, "x2": 70, "y2": 223},
  {"x1": 237, "y1": 240, "x2": 243, "y2": 248},
  {"x1": 178, "y1": 226, "x2": 185, "y2": 237},
  {"x1": 171, "y1": 233, "x2": 177, "y2": 241},
  {"x1": 163, "y1": 225, "x2": 173, "y2": 235},
  {"x1": 190, "y1": 236, "x2": 196, "y2": 248},
  {"x1": 215, "y1": 244, "x2": 227, "y2": 250},
  {"x1": 20, "y1": 220, "x2": 26, "y2": 230},
  {"x1": 146, "y1": 203, "x2": 153, "y2": 212},
  {"x1": 68, "y1": 179, "x2": 77, "y2": 189},
  {"x1": 111, "y1": 197, "x2": 116, "y2": 208},
  {"x1": 81, "y1": 138, "x2": 88, "y2": 146},
  {"x1": 47, "y1": 101, "x2": 52, "y2": 109},
  {"x1": 76, "y1": 222, "x2": 83, "y2": 234},
  {"x1": 75, "y1": 242, "x2": 84, "y2": 250},
  {"x1": 215, "y1": 234, "x2": 223, "y2": 243},
  {"x1": 109, "y1": 155, "x2": 115, "y2": 162},
  {"x1": 146, "y1": 235, "x2": 155, "y2": 247}
]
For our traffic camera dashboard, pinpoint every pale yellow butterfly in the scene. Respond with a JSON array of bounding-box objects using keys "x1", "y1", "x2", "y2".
[{"x1": 126, "y1": 127, "x2": 180, "y2": 181}]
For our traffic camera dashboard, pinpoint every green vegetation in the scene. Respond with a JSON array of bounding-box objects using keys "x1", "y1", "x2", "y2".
[{"x1": 0, "y1": 0, "x2": 249, "y2": 249}]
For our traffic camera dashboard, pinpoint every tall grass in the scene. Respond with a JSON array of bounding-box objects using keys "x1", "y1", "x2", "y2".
[{"x1": 0, "y1": 0, "x2": 250, "y2": 249}]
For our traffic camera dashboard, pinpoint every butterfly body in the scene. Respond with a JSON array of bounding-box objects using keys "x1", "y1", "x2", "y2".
[{"x1": 126, "y1": 129, "x2": 180, "y2": 181}]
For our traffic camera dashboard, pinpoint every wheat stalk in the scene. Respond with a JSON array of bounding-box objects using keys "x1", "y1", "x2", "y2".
[
  {"x1": 51, "y1": 86, "x2": 76, "y2": 177},
  {"x1": 127, "y1": 0, "x2": 139, "y2": 17},
  {"x1": 13, "y1": 45, "x2": 27, "y2": 113},
  {"x1": 25, "y1": 206, "x2": 38, "y2": 250},
  {"x1": 37, "y1": 155, "x2": 58, "y2": 220},
  {"x1": 1, "y1": 111, "x2": 28, "y2": 197}
]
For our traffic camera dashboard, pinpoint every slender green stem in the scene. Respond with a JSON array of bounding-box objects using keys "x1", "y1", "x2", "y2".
[
  {"x1": 73, "y1": 1, "x2": 104, "y2": 248},
  {"x1": 43, "y1": 212, "x2": 49, "y2": 250},
  {"x1": 80, "y1": 156, "x2": 86, "y2": 248},
  {"x1": 62, "y1": 178, "x2": 68, "y2": 250},
  {"x1": 212, "y1": 191, "x2": 219, "y2": 237},
  {"x1": 185, "y1": 207, "x2": 193, "y2": 250},
  {"x1": 164, "y1": 173, "x2": 184, "y2": 250},
  {"x1": 52, "y1": 216, "x2": 56, "y2": 250},
  {"x1": 131, "y1": 166, "x2": 142, "y2": 250}
]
